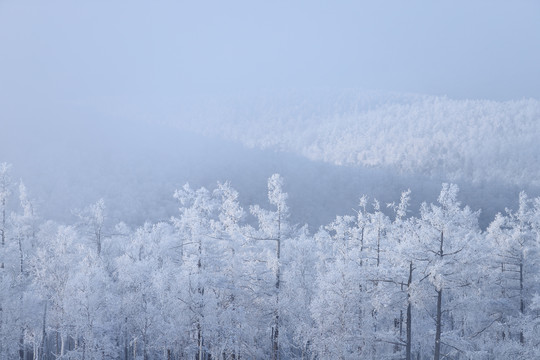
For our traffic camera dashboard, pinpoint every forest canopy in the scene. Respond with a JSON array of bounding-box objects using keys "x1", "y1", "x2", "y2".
[{"x1": 1, "y1": 163, "x2": 539, "y2": 359}]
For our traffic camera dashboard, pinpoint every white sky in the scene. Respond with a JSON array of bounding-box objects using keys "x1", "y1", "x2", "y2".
[{"x1": 1, "y1": 0, "x2": 539, "y2": 115}]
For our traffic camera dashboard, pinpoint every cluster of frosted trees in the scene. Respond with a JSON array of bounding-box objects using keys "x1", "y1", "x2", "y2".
[
  {"x1": 1, "y1": 163, "x2": 540, "y2": 360},
  {"x1": 183, "y1": 93, "x2": 540, "y2": 186}
]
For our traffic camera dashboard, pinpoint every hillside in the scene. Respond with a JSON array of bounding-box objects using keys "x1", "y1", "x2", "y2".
[
  {"x1": 173, "y1": 90, "x2": 540, "y2": 187},
  {"x1": 2, "y1": 91, "x2": 539, "y2": 229}
]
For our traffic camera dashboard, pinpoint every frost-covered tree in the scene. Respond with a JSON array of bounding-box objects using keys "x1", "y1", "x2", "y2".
[
  {"x1": 6, "y1": 160, "x2": 540, "y2": 359},
  {"x1": 280, "y1": 226, "x2": 317, "y2": 359},
  {"x1": 310, "y1": 190, "x2": 399, "y2": 359},
  {"x1": 0, "y1": 163, "x2": 11, "y2": 270},
  {"x1": 206, "y1": 182, "x2": 255, "y2": 359},
  {"x1": 310, "y1": 214, "x2": 372, "y2": 359},
  {"x1": 11, "y1": 182, "x2": 37, "y2": 275},
  {"x1": 418, "y1": 183, "x2": 482, "y2": 359},
  {"x1": 485, "y1": 192, "x2": 540, "y2": 358},
  {"x1": 30, "y1": 223, "x2": 84, "y2": 358},
  {"x1": 116, "y1": 222, "x2": 169, "y2": 360},
  {"x1": 64, "y1": 251, "x2": 118, "y2": 359},
  {"x1": 172, "y1": 184, "x2": 219, "y2": 360},
  {"x1": 0, "y1": 163, "x2": 12, "y2": 359},
  {"x1": 367, "y1": 199, "x2": 390, "y2": 268},
  {"x1": 377, "y1": 189, "x2": 420, "y2": 359},
  {"x1": 249, "y1": 174, "x2": 292, "y2": 360},
  {"x1": 9, "y1": 181, "x2": 39, "y2": 360},
  {"x1": 77, "y1": 199, "x2": 106, "y2": 256}
]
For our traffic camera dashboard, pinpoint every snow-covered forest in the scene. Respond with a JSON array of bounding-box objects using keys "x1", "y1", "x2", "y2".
[
  {"x1": 175, "y1": 91, "x2": 540, "y2": 187},
  {"x1": 2, "y1": 162, "x2": 540, "y2": 359},
  {"x1": 3, "y1": 1, "x2": 540, "y2": 359}
]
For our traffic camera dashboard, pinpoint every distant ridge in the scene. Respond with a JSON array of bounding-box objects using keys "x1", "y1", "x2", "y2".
[{"x1": 173, "y1": 90, "x2": 540, "y2": 187}]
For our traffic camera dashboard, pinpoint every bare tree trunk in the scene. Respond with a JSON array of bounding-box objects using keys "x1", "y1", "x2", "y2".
[
  {"x1": 434, "y1": 231, "x2": 444, "y2": 360},
  {"x1": 19, "y1": 328, "x2": 25, "y2": 360},
  {"x1": 82, "y1": 339, "x2": 86, "y2": 360},
  {"x1": 142, "y1": 295, "x2": 149, "y2": 360},
  {"x1": 519, "y1": 258, "x2": 524, "y2": 344},
  {"x1": 272, "y1": 208, "x2": 282, "y2": 360},
  {"x1": 434, "y1": 289, "x2": 442, "y2": 360},
  {"x1": 1, "y1": 194, "x2": 5, "y2": 269},
  {"x1": 196, "y1": 234, "x2": 206, "y2": 360},
  {"x1": 40, "y1": 303, "x2": 47, "y2": 360},
  {"x1": 0, "y1": 190, "x2": 5, "y2": 360},
  {"x1": 124, "y1": 323, "x2": 128, "y2": 360},
  {"x1": 60, "y1": 333, "x2": 65, "y2": 357},
  {"x1": 19, "y1": 236, "x2": 24, "y2": 275},
  {"x1": 376, "y1": 227, "x2": 381, "y2": 267},
  {"x1": 19, "y1": 245, "x2": 25, "y2": 360},
  {"x1": 197, "y1": 323, "x2": 203, "y2": 360},
  {"x1": 0, "y1": 301, "x2": 3, "y2": 360},
  {"x1": 406, "y1": 261, "x2": 413, "y2": 360}
]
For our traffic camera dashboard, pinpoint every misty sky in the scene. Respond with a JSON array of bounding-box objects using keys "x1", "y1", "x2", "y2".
[
  {"x1": 1, "y1": 0, "x2": 539, "y2": 230},
  {"x1": 1, "y1": 0, "x2": 539, "y2": 119}
]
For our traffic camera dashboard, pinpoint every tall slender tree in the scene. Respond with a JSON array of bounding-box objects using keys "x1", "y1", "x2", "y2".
[
  {"x1": 419, "y1": 184, "x2": 481, "y2": 360},
  {"x1": 0, "y1": 163, "x2": 12, "y2": 359},
  {"x1": 11, "y1": 181, "x2": 38, "y2": 360},
  {"x1": 250, "y1": 174, "x2": 291, "y2": 360},
  {"x1": 172, "y1": 184, "x2": 218, "y2": 360},
  {"x1": 486, "y1": 192, "x2": 540, "y2": 357}
]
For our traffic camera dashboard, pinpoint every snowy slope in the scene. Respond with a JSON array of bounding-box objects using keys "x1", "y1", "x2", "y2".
[
  {"x1": 2, "y1": 90, "x2": 539, "y2": 230},
  {"x1": 174, "y1": 90, "x2": 540, "y2": 187}
]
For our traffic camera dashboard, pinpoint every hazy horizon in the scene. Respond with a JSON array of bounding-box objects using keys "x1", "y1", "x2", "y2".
[{"x1": 1, "y1": 1, "x2": 539, "y2": 228}]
